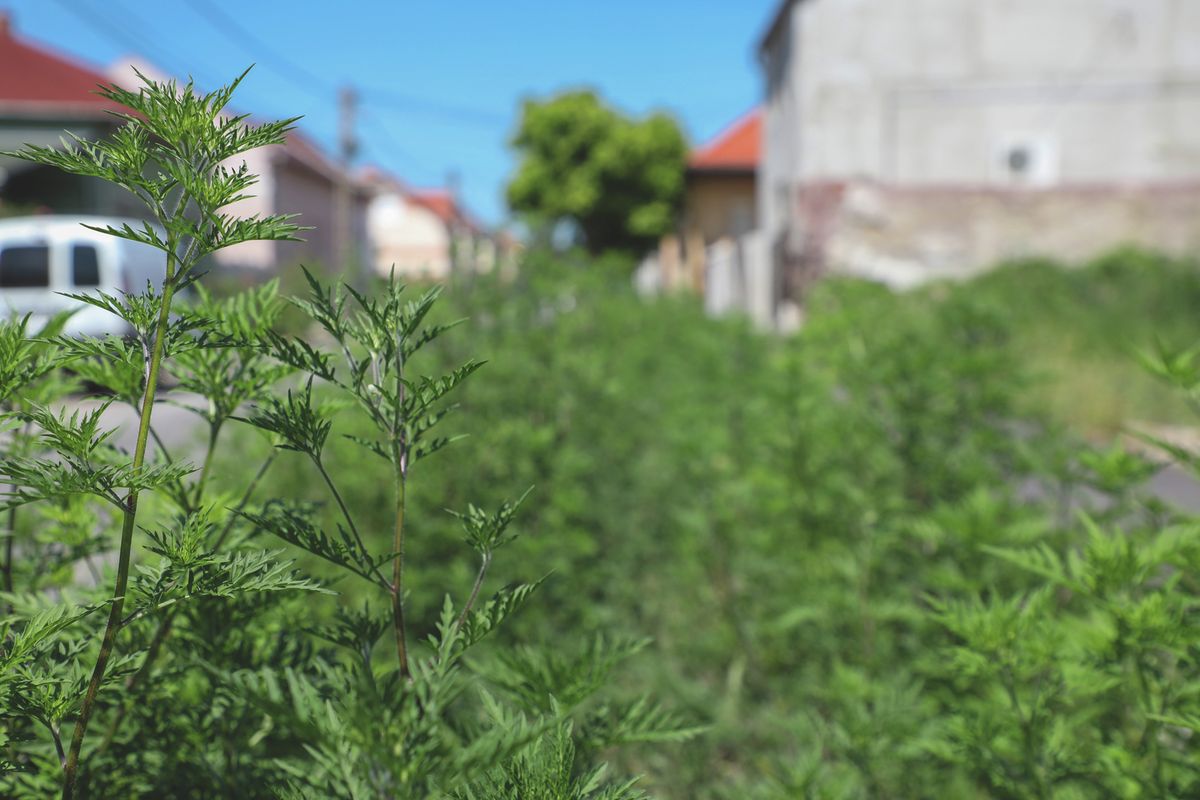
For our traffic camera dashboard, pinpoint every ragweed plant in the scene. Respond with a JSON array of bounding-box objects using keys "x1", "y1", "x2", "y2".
[
  {"x1": 0, "y1": 69, "x2": 689, "y2": 799},
  {"x1": 0, "y1": 69, "x2": 317, "y2": 797},
  {"x1": 917, "y1": 343, "x2": 1200, "y2": 799},
  {"x1": 225, "y1": 270, "x2": 698, "y2": 797}
]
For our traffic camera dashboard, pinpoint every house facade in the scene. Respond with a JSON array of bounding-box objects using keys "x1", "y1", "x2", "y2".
[
  {"x1": 205, "y1": 125, "x2": 371, "y2": 277},
  {"x1": 758, "y1": 0, "x2": 1200, "y2": 318},
  {"x1": 685, "y1": 110, "x2": 759, "y2": 244},
  {"x1": 362, "y1": 168, "x2": 508, "y2": 281},
  {"x1": 672, "y1": 109, "x2": 760, "y2": 293},
  {"x1": 0, "y1": 13, "x2": 141, "y2": 219}
]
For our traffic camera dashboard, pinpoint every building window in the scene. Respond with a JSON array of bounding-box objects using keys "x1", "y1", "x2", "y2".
[
  {"x1": 0, "y1": 244, "x2": 51, "y2": 288},
  {"x1": 72, "y1": 244, "x2": 101, "y2": 287},
  {"x1": 994, "y1": 135, "x2": 1059, "y2": 187},
  {"x1": 1006, "y1": 146, "x2": 1032, "y2": 176}
]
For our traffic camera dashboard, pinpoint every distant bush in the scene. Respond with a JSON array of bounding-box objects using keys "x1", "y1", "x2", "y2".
[{"x1": 230, "y1": 246, "x2": 1200, "y2": 797}]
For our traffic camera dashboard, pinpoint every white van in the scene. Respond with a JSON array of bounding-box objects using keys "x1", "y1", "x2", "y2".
[{"x1": 0, "y1": 215, "x2": 168, "y2": 338}]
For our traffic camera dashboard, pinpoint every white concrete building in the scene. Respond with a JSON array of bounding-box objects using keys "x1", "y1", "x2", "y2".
[{"x1": 757, "y1": 0, "x2": 1200, "y2": 316}]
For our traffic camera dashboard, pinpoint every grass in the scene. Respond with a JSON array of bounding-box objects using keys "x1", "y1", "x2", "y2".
[{"x1": 922, "y1": 247, "x2": 1200, "y2": 436}]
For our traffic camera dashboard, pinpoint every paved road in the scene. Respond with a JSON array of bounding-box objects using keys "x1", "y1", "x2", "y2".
[
  {"x1": 67, "y1": 393, "x2": 206, "y2": 456},
  {"x1": 1148, "y1": 464, "x2": 1200, "y2": 513},
  {"x1": 50, "y1": 395, "x2": 1200, "y2": 515}
]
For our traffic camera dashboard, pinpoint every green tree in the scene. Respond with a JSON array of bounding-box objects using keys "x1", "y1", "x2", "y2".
[{"x1": 507, "y1": 91, "x2": 686, "y2": 257}]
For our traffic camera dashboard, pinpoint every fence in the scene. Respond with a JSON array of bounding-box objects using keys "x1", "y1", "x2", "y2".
[{"x1": 636, "y1": 228, "x2": 778, "y2": 330}]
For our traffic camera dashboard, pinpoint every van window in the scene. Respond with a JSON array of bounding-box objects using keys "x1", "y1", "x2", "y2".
[
  {"x1": 0, "y1": 245, "x2": 51, "y2": 289},
  {"x1": 72, "y1": 244, "x2": 101, "y2": 287}
]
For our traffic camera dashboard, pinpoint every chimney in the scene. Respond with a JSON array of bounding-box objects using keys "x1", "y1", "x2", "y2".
[{"x1": 0, "y1": 11, "x2": 12, "y2": 38}]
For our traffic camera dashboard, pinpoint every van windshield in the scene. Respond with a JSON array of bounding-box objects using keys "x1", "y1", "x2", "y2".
[{"x1": 0, "y1": 245, "x2": 51, "y2": 289}]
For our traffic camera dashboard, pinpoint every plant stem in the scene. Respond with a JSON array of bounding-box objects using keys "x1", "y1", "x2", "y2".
[
  {"x1": 192, "y1": 421, "x2": 223, "y2": 508},
  {"x1": 454, "y1": 551, "x2": 491, "y2": 631},
  {"x1": 390, "y1": 329, "x2": 410, "y2": 677},
  {"x1": 61, "y1": 246, "x2": 178, "y2": 800},
  {"x1": 94, "y1": 450, "x2": 276, "y2": 756},
  {"x1": 2, "y1": 504, "x2": 14, "y2": 595},
  {"x1": 213, "y1": 450, "x2": 278, "y2": 551},
  {"x1": 313, "y1": 457, "x2": 369, "y2": 556},
  {"x1": 49, "y1": 721, "x2": 66, "y2": 769},
  {"x1": 148, "y1": 425, "x2": 174, "y2": 465},
  {"x1": 3, "y1": 413, "x2": 28, "y2": 603},
  {"x1": 391, "y1": 469, "x2": 409, "y2": 677},
  {"x1": 1002, "y1": 667, "x2": 1047, "y2": 800},
  {"x1": 1134, "y1": 657, "x2": 1166, "y2": 796}
]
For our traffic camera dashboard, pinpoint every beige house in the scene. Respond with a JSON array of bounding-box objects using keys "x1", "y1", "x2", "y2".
[
  {"x1": 362, "y1": 168, "x2": 509, "y2": 281},
  {"x1": 658, "y1": 109, "x2": 760, "y2": 293},
  {"x1": 213, "y1": 128, "x2": 371, "y2": 276}
]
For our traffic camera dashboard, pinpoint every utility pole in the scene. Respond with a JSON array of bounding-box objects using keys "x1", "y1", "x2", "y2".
[
  {"x1": 446, "y1": 168, "x2": 462, "y2": 281},
  {"x1": 334, "y1": 85, "x2": 360, "y2": 283}
]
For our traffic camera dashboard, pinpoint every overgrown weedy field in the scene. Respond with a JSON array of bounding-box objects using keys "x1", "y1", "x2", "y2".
[{"x1": 1, "y1": 72, "x2": 1199, "y2": 799}]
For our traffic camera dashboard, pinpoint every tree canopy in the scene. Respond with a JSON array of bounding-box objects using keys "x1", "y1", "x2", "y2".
[{"x1": 506, "y1": 90, "x2": 687, "y2": 257}]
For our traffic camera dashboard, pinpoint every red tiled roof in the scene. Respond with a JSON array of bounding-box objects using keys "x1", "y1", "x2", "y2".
[
  {"x1": 0, "y1": 13, "x2": 122, "y2": 117},
  {"x1": 688, "y1": 108, "x2": 761, "y2": 173}
]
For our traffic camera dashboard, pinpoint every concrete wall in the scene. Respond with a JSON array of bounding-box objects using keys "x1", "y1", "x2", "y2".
[
  {"x1": 704, "y1": 230, "x2": 774, "y2": 328},
  {"x1": 759, "y1": 0, "x2": 1200, "y2": 291}
]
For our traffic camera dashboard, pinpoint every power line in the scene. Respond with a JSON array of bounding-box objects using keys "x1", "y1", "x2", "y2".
[
  {"x1": 49, "y1": 0, "x2": 223, "y2": 91},
  {"x1": 51, "y1": 0, "x2": 330, "y2": 140},
  {"x1": 180, "y1": 0, "x2": 506, "y2": 128},
  {"x1": 181, "y1": 0, "x2": 332, "y2": 94},
  {"x1": 360, "y1": 89, "x2": 509, "y2": 128},
  {"x1": 50, "y1": 0, "x2": 490, "y2": 188},
  {"x1": 360, "y1": 109, "x2": 439, "y2": 181}
]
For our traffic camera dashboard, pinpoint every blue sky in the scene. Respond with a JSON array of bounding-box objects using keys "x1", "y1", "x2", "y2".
[{"x1": 6, "y1": 0, "x2": 778, "y2": 226}]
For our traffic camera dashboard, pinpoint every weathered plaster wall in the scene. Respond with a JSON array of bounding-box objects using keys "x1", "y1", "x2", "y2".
[
  {"x1": 759, "y1": 0, "x2": 1200, "y2": 291},
  {"x1": 819, "y1": 180, "x2": 1200, "y2": 287}
]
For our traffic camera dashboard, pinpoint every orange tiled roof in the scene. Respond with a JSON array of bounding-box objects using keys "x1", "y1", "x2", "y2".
[{"x1": 688, "y1": 108, "x2": 761, "y2": 173}]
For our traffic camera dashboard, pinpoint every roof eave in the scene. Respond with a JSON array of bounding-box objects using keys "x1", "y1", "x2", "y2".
[
  {"x1": 0, "y1": 102, "x2": 118, "y2": 121},
  {"x1": 757, "y1": 0, "x2": 800, "y2": 55},
  {"x1": 687, "y1": 165, "x2": 757, "y2": 178}
]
